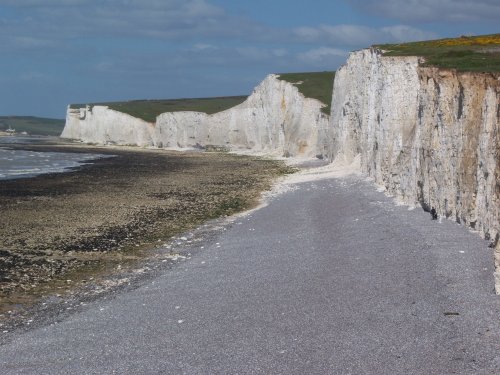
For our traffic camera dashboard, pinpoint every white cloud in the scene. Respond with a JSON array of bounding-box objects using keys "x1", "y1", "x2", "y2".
[
  {"x1": 0, "y1": 0, "x2": 87, "y2": 5},
  {"x1": 236, "y1": 47, "x2": 271, "y2": 61},
  {"x1": 380, "y1": 25, "x2": 438, "y2": 42},
  {"x1": 348, "y1": 0, "x2": 500, "y2": 22},
  {"x1": 233, "y1": 47, "x2": 289, "y2": 62},
  {"x1": 0, "y1": 0, "x2": 274, "y2": 44},
  {"x1": 294, "y1": 27, "x2": 322, "y2": 42},
  {"x1": 95, "y1": 61, "x2": 115, "y2": 72},
  {"x1": 294, "y1": 24, "x2": 438, "y2": 47},
  {"x1": 272, "y1": 49, "x2": 288, "y2": 57},
  {"x1": 192, "y1": 43, "x2": 218, "y2": 51},
  {"x1": 297, "y1": 47, "x2": 347, "y2": 66},
  {"x1": 12, "y1": 36, "x2": 58, "y2": 48},
  {"x1": 19, "y1": 71, "x2": 51, "y2": 82},
  {"x1": 323, "y1": 24, "x2": 379, "y2": 46},
  {"x1": 182, "y1": 0, "x2": 223, "y2": 17}
]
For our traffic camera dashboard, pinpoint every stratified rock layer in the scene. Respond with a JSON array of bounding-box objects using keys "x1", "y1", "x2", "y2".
[{"x1": 328, "y1": 48, "x2": 500, "y2": 292}]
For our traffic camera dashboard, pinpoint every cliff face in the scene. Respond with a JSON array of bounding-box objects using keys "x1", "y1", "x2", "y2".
[
  {"x1": 61, "y1": 106, "x2": 155, "y2": 146},
  {"x1": 328, "y1": 48, "x2": 500, "y2": 292},
  {"x1": 62, "y1": 75, "x2": 329, "y2": 158}
]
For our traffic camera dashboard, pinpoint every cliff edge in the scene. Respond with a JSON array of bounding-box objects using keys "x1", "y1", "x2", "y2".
[{"x1": 328, "y1": 48, "x2": 500, "y2": 292}]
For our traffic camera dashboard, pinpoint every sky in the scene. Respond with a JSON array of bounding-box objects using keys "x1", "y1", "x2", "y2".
[{"x1": 1, "y1": 0, "x2": 499, "y2": 119}]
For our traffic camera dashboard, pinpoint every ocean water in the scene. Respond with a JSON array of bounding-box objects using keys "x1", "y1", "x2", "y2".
[{"x1": 0, "y1": 136, "x2": 111, "y2": 180}]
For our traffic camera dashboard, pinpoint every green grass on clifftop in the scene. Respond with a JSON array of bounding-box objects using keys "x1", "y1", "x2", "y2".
[
  {"x1": 71, "y1": 72, "x2": 336, "y2": 122},
  {"x1": 276, "y1": 71, "x2": 335, "y2": 114},
  {"x1": 375, "y1": 34, "x2": 500, "y2": 72},
  {"x1": 70, "y1": 96, "x2": 248, "y2": 123},
  {"x1": 0, "y1": 116, "x2": 65, "y2": 136}
]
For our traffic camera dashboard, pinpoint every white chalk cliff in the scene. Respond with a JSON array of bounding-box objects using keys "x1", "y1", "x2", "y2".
[
  {"x1": 62, "y1": 75, "x2": 329, "y2": 158},
  {"x1": 328, "y1": 48, "x2": 500, "y2": 292},
  {"x1": 62, "y1": 106, "x2": 154, "y2": 146},
  {"x1": 62, "y1": 50, "x2": 500, "y2": 291}
]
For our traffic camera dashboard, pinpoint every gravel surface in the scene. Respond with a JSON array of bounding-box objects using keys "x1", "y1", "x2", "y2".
[
  {"x1": 0, "y1": 174, "x2": 498, "y2": 374},
  {"x1": 0, "y1": 142, "x2": 291, "y2": 314}
]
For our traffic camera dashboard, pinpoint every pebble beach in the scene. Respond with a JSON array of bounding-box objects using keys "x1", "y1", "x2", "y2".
[{"x1": 0, "y1": 140, "x2": 292, "y2": 315}]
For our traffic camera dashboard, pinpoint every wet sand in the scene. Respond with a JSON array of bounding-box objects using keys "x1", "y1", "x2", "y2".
[{"x1": 0, "y1": 141, "x2": 292, "y2": 314}]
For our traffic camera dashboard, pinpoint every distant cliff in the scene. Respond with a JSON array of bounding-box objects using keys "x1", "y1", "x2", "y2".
[
  {"x1": 62, "y1": 75, "x2": 329, "y2": 158},
  {"x1": 327, "y1": 48, "x2": 500, "y2": 292},
  {"x1": 62, "y1": 106, "x2": 154, "y2": 146}
]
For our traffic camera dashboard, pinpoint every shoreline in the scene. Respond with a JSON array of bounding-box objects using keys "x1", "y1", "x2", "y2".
[{"x1": 0, "y1": 140, "x2": 293, "y2": 324}]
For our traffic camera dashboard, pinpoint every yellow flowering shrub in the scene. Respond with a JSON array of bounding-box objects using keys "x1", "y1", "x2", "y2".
[{"x1": 434, "y1": 34, "x2": 500, "y2": 47}]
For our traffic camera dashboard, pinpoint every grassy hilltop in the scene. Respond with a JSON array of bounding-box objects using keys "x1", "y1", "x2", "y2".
[
  {"x1": 376, "y1": 33, "x2": 500, "y2": 72},
  {"x1": 0, "y1": 116, "x2": 65, "y2": 136},
  {"x1": 70, "y1": 96, "x2": 248, "y2": 123},
  {"x1": 70, "y1": 71, "x2": 336, "y2": 121},
  {"x1": 276, "y1": 71, "x2": 335, "y2": 114}
]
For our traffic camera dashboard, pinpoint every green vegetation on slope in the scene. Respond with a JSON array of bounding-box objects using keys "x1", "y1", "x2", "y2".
[
  {"x1": 0, "y1": 116, "x2": 65, "y2": 136},
  {"x1": 71, "y1": 72, "x2": 336, "y2": 121},
  {"x1": 375, "y1": 34, "x2": 500, "y2": 72},
  {"x1": 70, "y1": 96, "x2": 248, "y2": 123},
  {"x1": 276, "y1": 71, "x2": 335, "y2": 114}
]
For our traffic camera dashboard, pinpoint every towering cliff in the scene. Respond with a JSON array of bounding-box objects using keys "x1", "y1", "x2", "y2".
[
  {"x1": 62, "y1": 75, "x2": 329, "y2": 158},
  {"x1": 328, "y1": 48, "x2": 500, "y2": 292}
]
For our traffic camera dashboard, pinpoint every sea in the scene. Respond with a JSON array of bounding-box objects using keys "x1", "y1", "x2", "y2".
[{"x1": 0, "y1": 136, "x2": 110, "y2": 180}]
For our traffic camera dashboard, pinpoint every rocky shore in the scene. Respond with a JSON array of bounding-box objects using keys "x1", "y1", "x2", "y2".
[{"x1": 0, "y1": 141, "x2": 292, "y2": 314}]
